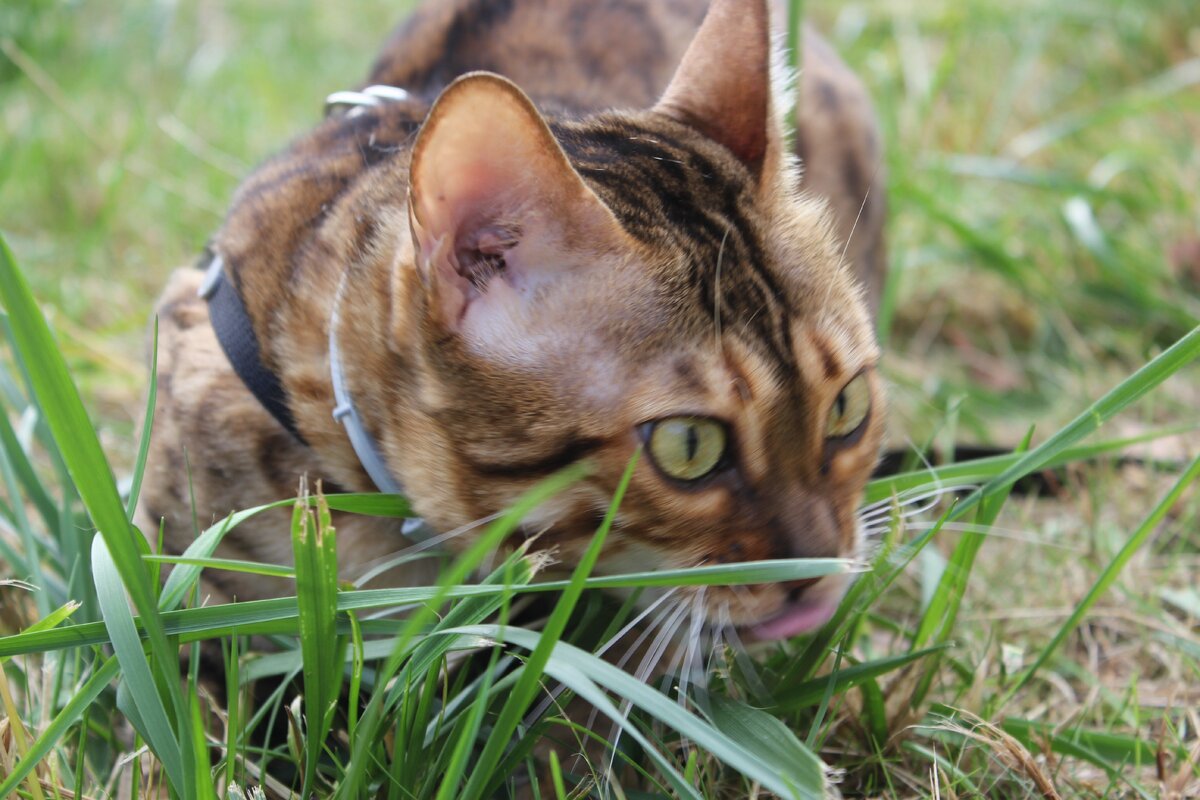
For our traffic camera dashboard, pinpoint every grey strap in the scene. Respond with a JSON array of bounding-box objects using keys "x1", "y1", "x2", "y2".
[{"x1": 329, "y1": 275, "x2": 436, "y2": 543}]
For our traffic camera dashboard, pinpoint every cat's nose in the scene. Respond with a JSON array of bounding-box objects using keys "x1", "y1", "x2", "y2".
[
  {"x1": 784, "y1": 578, "x2": 818, "y2": 601},
  {"x1": 773, "y1": 492, "x2": 843, "y2": 560}
]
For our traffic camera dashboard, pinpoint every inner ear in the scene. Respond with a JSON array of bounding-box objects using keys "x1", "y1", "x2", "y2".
[
  {"x1": 407, "y1": 72, "x2": 625, "y2": 329},
  {"x1": 456, "y1": 222, "x2": 520, "y2": 291}
]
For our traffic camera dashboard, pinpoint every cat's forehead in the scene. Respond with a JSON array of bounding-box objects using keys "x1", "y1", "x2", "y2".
[{"x1": 551, "y1": 112, "x2": 870, "y2": 379}]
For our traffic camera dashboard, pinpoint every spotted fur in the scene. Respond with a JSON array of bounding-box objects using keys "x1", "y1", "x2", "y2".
[{"x1": 138, "y1": 0, "x2": 887, "y2": 632}]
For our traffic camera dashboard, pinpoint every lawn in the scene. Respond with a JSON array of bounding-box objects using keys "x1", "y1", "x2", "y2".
[{"x1": 1, "y1": 1, "x2": 1198, "y2": 797}]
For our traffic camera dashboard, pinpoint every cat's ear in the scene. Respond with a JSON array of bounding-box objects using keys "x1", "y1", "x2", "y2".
[
  {"x1": 408, "y1": 72, "x2": 624, "y2": 330},
  {"x1": 654, "y1": 0, "x2": 780, "y2": 181}
]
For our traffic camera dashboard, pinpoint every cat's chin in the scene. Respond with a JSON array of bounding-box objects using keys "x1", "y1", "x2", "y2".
[{"x1": 745, "y1": 591, "x2": 840, "y2": 641}]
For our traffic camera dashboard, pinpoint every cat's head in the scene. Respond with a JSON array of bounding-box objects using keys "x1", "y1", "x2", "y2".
[{"x1": 389, "y1": 0, "x2": 884, "y2": 638}]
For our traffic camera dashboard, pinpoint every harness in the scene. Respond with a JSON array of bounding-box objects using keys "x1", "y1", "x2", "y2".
[{"x1": 200, "y1": 85, "x2": 434, "y2": 542}]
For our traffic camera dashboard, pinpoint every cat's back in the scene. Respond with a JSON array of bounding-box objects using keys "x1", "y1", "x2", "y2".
[{"x1": 368, "y1": 0, "x2": 708, "y2": 112}]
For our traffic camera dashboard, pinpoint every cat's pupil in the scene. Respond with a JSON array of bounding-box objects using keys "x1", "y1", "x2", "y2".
[
  {"x1": 834, "y1": 392, "x2": 847, "y2": 420},
  {"x1": 685, "y1": 424, "x2": 699, "y2": 462}
]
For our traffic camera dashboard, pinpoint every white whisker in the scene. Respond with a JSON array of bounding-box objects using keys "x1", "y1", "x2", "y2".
[
  {"x1": 598, "y1": 589, "x2": 683, "y2": 658},
  {"x1": 606, "y1": 600, "x2": 691, "y2": 784},
  {"x1": 352, "y1": 511, "x2": 503, "y2": 587},
  {"x1": 526, "y1": 588, "x2": 682, "y2": 726},
  {"x1": 899, "y1": 520, "x2": 1082, "y2": 552},
  {"x1": 586, "y1": 596, "x2": 685, "y2": 740},
  {"x1": 676, "y1": 589, "x2": 707, "y2": 708},
  {"x1": 822, "y1": 157, "x2": 884, "y2": 308}
]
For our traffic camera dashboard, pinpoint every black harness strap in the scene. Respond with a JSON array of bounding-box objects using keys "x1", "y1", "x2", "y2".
[{"x1": 198, "y1": 249, "x2": 307, "y2": 445}]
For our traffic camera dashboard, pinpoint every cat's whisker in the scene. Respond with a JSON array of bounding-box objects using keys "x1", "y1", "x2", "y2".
[
  {"x1": 585, "y1": 594, "x2": 687, "y2": 739},
  {"x1": 676, "y1": 588, "x2": 707, "y2": 709},
  {"x1": 606, "y1": 599, "x2": 691, "y2": 782},
  {"x1": 351, "y1": 511, "x2": 503, "y2": 588},
  {"x1": 856, "y1": 482, "x2": 978, "y2": 525},
  {"x1": 633, "y1": 600, "x2": 691, "y2": 688},
  {"x1": 902, "y1": 520, "x2": 1082, "y2": 552},
  {"x1": 598, "y1": 588, "x2": 683, "y2": 658},
  {"x1": 823, "y1": 158, "x2": 884, "y2": 309},
  {"x1": 526, "y1": 588, "x2": 682, "y2": 727}
]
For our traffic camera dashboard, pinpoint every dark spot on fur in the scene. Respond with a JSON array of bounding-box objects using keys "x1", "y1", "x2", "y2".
[
  {"x1": 464, "y1": 435, "x2": 606, "y2": 477},
  {"x1": 842, "y1": 150, "x2": 865, "y2": 198},
  {"x1": 812, "y1": 334, "x2": 841, "y2": 381},
  {"x1": 818, "y1": 80, "x2": 839, "y2": 112},
  {"x1": 673, "y1": 357, "x2": 705, "y2": 393},
  {"x1": 258, "y1": 432, "x2": 304, "y2": 490}
]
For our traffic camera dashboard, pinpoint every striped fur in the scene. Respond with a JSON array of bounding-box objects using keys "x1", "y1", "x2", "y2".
[{"x1": 138, "y1": 0, "x2": 886, "y2": 633}]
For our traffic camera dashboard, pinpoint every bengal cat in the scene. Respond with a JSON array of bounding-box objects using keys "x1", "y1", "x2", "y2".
[{"x1": 137, "y1": 0, "x2": 887, "y2": 646}]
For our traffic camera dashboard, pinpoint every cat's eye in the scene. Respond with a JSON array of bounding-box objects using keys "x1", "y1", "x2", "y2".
[
  {"x1": 643, "y1": 417, "x2": 728, "y2": 482},
  {"x1": 826, "y1": 373, "x2": 871, "y2": 439}
]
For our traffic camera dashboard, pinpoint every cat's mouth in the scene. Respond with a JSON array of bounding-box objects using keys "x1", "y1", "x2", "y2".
[
  {"x1": 743, "y1": 578, "x2": 843, "y2": 641},
  {"x1": 747, "y1": 596, "x2": 838, "y2": 641}
]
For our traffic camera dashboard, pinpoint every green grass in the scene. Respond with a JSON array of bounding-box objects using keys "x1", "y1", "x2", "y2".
[{"x1": 2, "y1": 0, "x2": 1199, "y2": 797}]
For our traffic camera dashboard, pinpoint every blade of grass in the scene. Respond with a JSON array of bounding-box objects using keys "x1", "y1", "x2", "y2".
[
  {"x1": 920, "y1": 325, "x2": 1200, "y2": 528},
  {"x1": 336, "y1": 463, "x2": 590, "y2": 800},
  {"x1": 0, "y1": 656, "x2": 122, "y2": 799},
  {"x1": 0, "y1": 386, "x2": 58, "y2": 533},
  {"x1": 0, "y1": 233, "x2": 199, "y2": 796},
  {"x1": 1001, "y1": 453, "x2": 1200, "y2": 704},
  {"x1": 464, "y1": 451, "x2": 640, "y2": 798},
  {"x1": 452, "y1": 624, "x2": 829, "y2": 799},
  {"x1": 0, "y1": 557, "x2": 856, "y2": 659},
  {"x1": 709, "y1": 695, "x2": 827, "y2": 797},
  {"x1": 91, "y1": 536, "x2": 184, "y2": 790},
  {"x1": 159, "y1": 491, "x2": 410, "y2": 611},
  {"x1": 124, "y1": 318, "x2": 157, "y2": 521},
  {"x1": 770, "y1": 646, "x2": 949, "y2": 713},
  {"x1": 292, "y1": 485, "x2": 344, "y2": 797},
  {"x1": 864, "y1": 424, "x2": 1198, "y2": 505}
]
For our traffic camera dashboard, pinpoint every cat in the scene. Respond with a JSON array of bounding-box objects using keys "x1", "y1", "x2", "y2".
[{"x1": 137, "y1": 0, "x2": 887, "y2": 644}]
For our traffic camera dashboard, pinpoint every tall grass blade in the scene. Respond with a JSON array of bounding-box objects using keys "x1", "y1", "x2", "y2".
[
  {"x1": 465, "y1": 451, "x2": 639, "y2": 798},
  {"x1": 125, "y1": 319, "x2": 158, "y2": 521},
  {"x1": 0, "y1": 233, "x2": 198, "y2": 795},
  {"x1": 953, "y1": 324, "x2": 1199, "y2": 518},
  {"x1": 292, "y1": 484, "x2": 345, "y2": 796},
  {"x1": 336, "y1": 463, "x2": 589, "y2": 799},
  {"x1": 92, "y1": 536, "x2": 184, "y2": 790}
]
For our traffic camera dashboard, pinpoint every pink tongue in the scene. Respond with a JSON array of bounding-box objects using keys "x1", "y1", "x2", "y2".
[{"x1": 749, "y1": 600, "x2": 837, "y2": 641}]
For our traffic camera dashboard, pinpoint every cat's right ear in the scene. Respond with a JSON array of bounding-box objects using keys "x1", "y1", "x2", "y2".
[{"x1": 407, "y1": 72, "x2": 624, "y2": 332}]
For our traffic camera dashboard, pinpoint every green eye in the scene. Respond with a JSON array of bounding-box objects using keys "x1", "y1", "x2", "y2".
[
  {"x1": 645, "y1": 417, "x2": 728, "y2": 482},
  {"x1": 827, "y1": 373, "x2": 871, "y2": 439}
]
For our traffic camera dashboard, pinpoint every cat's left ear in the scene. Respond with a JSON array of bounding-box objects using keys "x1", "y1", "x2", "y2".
[
  {"x1": 654, "y1": 0, "x2": 785, "y2": 189},
  {"x1": 407, "y1": 72, "x2": 625, "y2": 332}
]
